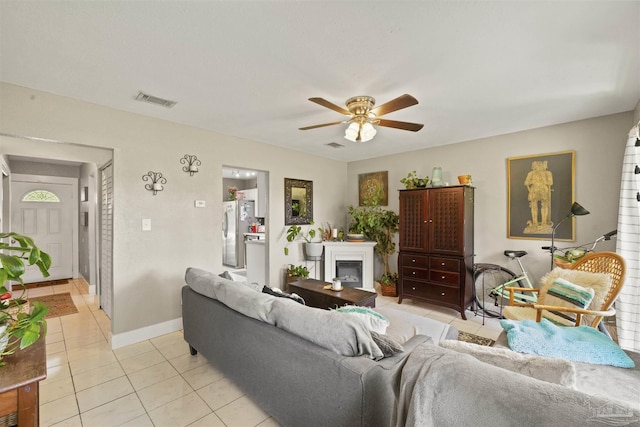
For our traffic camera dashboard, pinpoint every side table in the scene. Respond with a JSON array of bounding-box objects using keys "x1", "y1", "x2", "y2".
[
  {"x1": 0, "y1": 337, "x2": 47, "y2": 427},
  {"x1": 288, "y1": 278, "x2": 377, "y2": 310}
]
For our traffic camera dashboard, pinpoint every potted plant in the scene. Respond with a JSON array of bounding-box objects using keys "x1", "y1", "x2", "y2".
[
  {"x1": 347, "y1": 188, "x2": 400, "y2": 296},
  {"x1": 379, "y1": 272, "x2": 398, "y2": 297},
  {"x1": 284, "y1": 222, "x2": 324, "y2": 257},
  {"x1": 400, "y1": 171, "x2": 429, "y2": 189},
  {"x1": 285, "y1": 264, "x2": 310, "y2": 289},
  {"x1": 0, "y1": 232, "x2": 51, "y2": 365}
]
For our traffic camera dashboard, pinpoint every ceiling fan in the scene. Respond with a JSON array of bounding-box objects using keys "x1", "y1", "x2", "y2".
[{"x1": 299, "y1": 94, "x2": 424, "y2": 142}]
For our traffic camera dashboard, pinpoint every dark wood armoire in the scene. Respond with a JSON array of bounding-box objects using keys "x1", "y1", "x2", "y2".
[{"x1": 397, "y1": 186, "x2": 474, "y2": 319}]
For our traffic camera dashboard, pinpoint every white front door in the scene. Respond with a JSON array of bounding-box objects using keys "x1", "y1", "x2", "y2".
[{"x1": 11, "y1": 179, "x2": 74, "y2": 282}]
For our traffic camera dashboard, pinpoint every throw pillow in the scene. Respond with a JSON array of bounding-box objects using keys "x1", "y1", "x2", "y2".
[
  {"x1": 538, "y1": 268, "x2": 611, "y2": 326},
  {"x1": 219, "y1": 271, "x2": 234, "y2": 280},
  {"x1": 540, "y1": 278, "x2": 595, "y2": 325},
  {"x1": 370, "y1": 331, "x2": 404, "y2": 357},
  {"x1": 261, "y1": 286, "x2": 305, "y2": 305},
  {"x1": 500, "y1": 318, "x2": 635, "y2": 368},
  {"x1": 335, "y1": 306, "x2": 390, "y2": 334}
]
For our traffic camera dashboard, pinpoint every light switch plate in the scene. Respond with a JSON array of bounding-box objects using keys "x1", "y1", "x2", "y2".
[
  {"x1": 142, "y1": 218, "x2": 151, "y2": 231},
  {"x1": 195, "y1": 200, "x2": 206, "y2": 208}
]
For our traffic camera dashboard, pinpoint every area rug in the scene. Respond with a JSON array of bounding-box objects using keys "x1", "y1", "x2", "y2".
[
  {"x1": 458, "y1": 331, "x2": 495, "y2": 347},
  {"x1": 25, "y1": 278, "x2": 70, "y2": 289},
  {"x1": 28, "y1": 292, "x2": 78, "y2": 318}
]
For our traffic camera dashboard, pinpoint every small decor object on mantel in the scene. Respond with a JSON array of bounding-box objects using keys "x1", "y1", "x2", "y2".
[
  {"x1": 142, "y1": 171, "x2": 167, "y2": 195},
  {"x1": 430, "y1": 166, "x2": 444, "y2": 187},
  {"x1": 0, "y1": 232, "x2": 51, "y2": 365},
  {"x1": 180, "y1": 154, "x2": 201, "y2": 176}
]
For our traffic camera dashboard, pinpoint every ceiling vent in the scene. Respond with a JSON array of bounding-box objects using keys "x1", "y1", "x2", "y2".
[
  {"x1": 134, "y1": 91, "x2": 177, "y2": 108},
  {"x1": 326, "y1": 142, "x2": 344, "y2": 148}
]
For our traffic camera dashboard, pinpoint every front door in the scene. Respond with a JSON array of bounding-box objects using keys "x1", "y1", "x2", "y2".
[{"x1": 10, "y1": 179, "x2": 74, "y2": 282}]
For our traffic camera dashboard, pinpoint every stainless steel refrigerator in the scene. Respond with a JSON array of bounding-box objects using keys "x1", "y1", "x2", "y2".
[{"x1": 222, "y1": 200, "x2": 255, "y2": 268}]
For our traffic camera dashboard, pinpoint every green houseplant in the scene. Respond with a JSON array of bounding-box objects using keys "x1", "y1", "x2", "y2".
[
  {"x1": 347, "y1": 188, "x2": 400, "y2": 296},
  {"x1": 0, "y1": 232, "x2": 51, "y2": 364},
  {"x1": 284, "y1": 222, "x2": 324, "y2": 256},
  {"x1": 400, "y1": 171, "x2": 429, "y2": 189}
]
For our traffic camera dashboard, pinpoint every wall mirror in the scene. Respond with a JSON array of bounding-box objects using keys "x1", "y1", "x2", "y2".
[{"x1": 285, "y1": 178, "x2": 313, "y2": 225}]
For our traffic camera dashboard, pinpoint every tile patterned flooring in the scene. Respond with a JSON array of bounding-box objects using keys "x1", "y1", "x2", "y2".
[{"x1": 34, "y1": 279, "x2": 502, "y2": 426}]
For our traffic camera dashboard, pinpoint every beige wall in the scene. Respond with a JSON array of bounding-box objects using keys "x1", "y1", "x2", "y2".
[
  {"x1": 0, "y1": 83, "x2": 348, "y2": 346},
  {"x1": 348, "y1": 112, "x2": 634, "y2": 283},
  {"x1": 1, "y1": 81, "x2": 636, "y2": 346}
]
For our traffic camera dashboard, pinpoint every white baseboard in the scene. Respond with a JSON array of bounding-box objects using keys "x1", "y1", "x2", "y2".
[{"x1": 111, "y1": 317, "x2": 183, "y2": 350}]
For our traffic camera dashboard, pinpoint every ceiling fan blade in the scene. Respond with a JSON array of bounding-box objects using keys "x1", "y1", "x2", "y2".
[
  {"x1": 299, "y1": 120, "x2": 346, "y2": 130},
  {"x1": 371, "y1": 94, "x2": 419, "y2": 116},
  {"x1": 377, "y1": 119, "x2": 424, "y2": 132},
  {"x1": 308, "y1": 98, "x2": 351, "y2": 115}
]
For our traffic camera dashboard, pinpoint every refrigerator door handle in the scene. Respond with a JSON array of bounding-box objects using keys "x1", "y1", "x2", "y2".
[{"x1": 223, "y1": 211, "x2": 228, "y2": 238}]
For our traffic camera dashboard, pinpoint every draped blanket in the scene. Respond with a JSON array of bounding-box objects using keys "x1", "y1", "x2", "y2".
[{"x1": 395, "y1": 342, "x2": 639, "y2": 427}]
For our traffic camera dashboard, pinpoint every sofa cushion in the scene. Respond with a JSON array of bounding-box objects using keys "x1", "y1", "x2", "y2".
[
  {"x1": 439, "y1": 339, "x2": 576, "y2": 387},
  {"x1": 186, "y1": 268, "x2": 276, "y2": 322},
  {"x1": 371, "y1": 331, "x2": 404, "y2": 357},
  {"x1": 374, "y1": 306, "x2": 456, "y2": 345}
]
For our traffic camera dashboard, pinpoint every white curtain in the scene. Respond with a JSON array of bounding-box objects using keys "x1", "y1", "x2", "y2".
[{"x1": 616, "y1": 121, "x2": 640, "y2": 351}]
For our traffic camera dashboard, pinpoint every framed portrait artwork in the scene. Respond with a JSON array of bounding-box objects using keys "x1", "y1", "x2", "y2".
[
  {"x1": 507, "y1": 151, "x2": 576, "y2": 240},
  {"x1": 358, "y1": 171, "x2": 388, "y2": 206}
]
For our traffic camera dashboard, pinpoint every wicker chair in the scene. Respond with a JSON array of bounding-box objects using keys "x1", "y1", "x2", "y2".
[{"x1": 504, "y1": 251, "x2": 626, "y2": 329}]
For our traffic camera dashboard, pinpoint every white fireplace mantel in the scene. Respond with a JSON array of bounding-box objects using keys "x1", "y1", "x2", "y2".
[{"x1": 323, "y1": 241, "x2": 377, "y2": 290}]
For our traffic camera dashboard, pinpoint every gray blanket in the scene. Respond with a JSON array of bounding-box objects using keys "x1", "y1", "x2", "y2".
[{"x1": 396, "y1": 342, "x2": 640, "y2": 427}]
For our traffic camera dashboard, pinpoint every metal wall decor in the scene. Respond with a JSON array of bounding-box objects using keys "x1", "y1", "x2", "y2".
[
  {"x1": 142, "y1": 171, "x2": 167, "y2": 195},
  {"x1": 181, "y1": 154, "x2": 201, "y2": 176}
]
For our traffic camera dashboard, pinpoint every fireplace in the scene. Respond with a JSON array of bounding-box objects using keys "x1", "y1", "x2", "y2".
[
  {"x1": 335, "y1": 260, "x2": 363, "y2": 288},
  {"x1": 323, "y1": 241, "x2": 376, "y2": 290}
]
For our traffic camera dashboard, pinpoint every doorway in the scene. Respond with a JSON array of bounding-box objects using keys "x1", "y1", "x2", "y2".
[{"x1": 10, "y1": 174, "x2": 77, "y2": 283}]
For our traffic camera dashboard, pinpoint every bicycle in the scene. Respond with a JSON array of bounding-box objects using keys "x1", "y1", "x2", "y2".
[
  {"x1": 473, "y1": 229, "x2": 617, "y2": 318},
  {"x1": 474, "y1": 251, "x2": 535, "y2": 318}
]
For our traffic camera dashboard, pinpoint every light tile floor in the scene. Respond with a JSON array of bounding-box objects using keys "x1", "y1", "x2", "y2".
[{"x1": 34, "y1": 279, "x2": 502, "y2": 426}]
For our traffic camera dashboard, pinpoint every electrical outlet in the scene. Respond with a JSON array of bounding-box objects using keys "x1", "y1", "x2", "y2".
[{"x1": 195, "y1": 200, "x2": 206, "y2": 208}]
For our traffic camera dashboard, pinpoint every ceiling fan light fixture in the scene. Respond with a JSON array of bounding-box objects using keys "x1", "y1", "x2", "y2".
[
  {"x1": 360, "y1": 122, "x2": 377, "y2": 142},
  {"x1": 344, "y1": 122, "x2": 360, "y2": 142}
]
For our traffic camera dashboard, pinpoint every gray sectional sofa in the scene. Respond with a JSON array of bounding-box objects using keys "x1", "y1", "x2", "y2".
[
  {"x1": 181, "y1": 268, "x2": 640, "y2": 427},
  {"x1": 181, "y1": 267, "x2": 456, "y2": 427}
]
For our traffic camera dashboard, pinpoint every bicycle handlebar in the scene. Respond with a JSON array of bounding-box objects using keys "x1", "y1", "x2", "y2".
[{"x1": 541, "y1": 230, "x2": 617, "y2": 254}]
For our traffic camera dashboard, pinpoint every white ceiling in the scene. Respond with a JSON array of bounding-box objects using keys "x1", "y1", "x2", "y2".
[{"x1": 1, "y1": 1, "x2": 638, "y2": 162}]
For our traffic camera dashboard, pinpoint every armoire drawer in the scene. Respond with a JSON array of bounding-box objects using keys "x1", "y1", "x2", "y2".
[
  {"x1": 429, "y1": 270, "x2": 460, "y2": 286},
  {"x1": 401, "y1": 266, "x2": 429, "y2": 280},
  {"x1": 429, "y1": 256, "x2": 460, "y2": 272},
  {"x1": 423, "y1": 284, "x2": 460, "y2": 305},
  {"x1": 401, "y1": 279, "x2": 430, "y2": 299},
  {"x1": 399, "y1": 253, "x2": 428, "y2": 268}
]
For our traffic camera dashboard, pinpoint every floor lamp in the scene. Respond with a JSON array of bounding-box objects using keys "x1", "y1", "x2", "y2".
[{"x1": 550, "y1": 202, "x2": 590, "y2": 269}]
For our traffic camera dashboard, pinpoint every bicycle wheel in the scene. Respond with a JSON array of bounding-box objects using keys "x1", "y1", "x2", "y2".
[{"x1": 473, "y1": 264, "x2": 517, "y2": 317}]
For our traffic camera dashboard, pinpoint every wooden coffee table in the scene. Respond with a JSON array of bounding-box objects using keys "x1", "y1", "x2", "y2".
[{"x1": 288, "y1": 279, "x2": 377, "y2": 309}]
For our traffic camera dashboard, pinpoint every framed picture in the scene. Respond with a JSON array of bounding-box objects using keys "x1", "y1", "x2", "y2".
[
  {"x1": 358, "y1": 171, "x2": 388, "y2": 206},
  {"x1": 507, "y1": 151, "x2": 576, "y2": 240}
]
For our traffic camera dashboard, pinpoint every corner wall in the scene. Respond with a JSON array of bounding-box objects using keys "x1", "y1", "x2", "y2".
[{"x1": 0, "y1": 83, "x2": 348, "y2": 346}]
